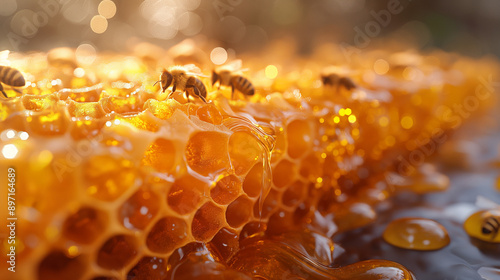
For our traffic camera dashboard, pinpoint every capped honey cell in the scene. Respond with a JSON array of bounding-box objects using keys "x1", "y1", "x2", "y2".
[{"x1": 383, "y1": 217, "x2": 450, "y2": 250}]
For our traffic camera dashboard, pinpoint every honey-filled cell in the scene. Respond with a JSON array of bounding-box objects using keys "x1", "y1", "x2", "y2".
[
  {"x1": 84, "y1": 154, "x2": 138, "y2": 201},
  {"x1": 119, "y1": 188, "x2": 160, "y2": 230},
  {"x1": 192, "y1": 202, "x2": 225, "y2": 241},
  {"x1": 37, "y1": 250, "x2": 87, "y2": 280},
  {"x1": 253, "y1": 189, "x2": 281, "y2": 219},
  {"x1": 286, "y1": 119, "x2": 313, "y2": 159},
  {"x1": 185, "y1": 131, "x2": 230, "y2": 176},
  {"x1": 242, "y1": 162, "x2": 264, "y2": 198},
  {"x1": 226, "y1": 195, "x2": 254, "y2": 228},
  {"x1": 146, "y1": 216, "x2": 188, "y2": 253},
  {"x1": 273, "y1": 159, "x2": 297, "y2": 188},
  {"x1": 299, "y1": 154, "x2": 323, "y2": 181},
  {"x1": 142, "y1": 138, "x2": 176, "y2": 173},
  {"x1": 167, "y1": 174, "x2": 209, "y2": 215},
  {"x1": 208, "y1": 228, "x2": 240, "y2": 263},
  {"x1": 25, "y1": 106, "x2": 70, "y2": 136},
  {"x1": 127, "y1": 256, "x2": 168, "y2": 280},
  {"x1": 211, "y1": 174, "x2": 242, "y2": 205},
  {"x1": 282, "y1": 180, "x2": 307, "y2": 208},
  {"x1": 97, "y1": 235, "x2": 138, "y2": 270},
  {"x1": 62, "y1": 206, "x2": 108, "y2": 244},
  {"x1": 196, "y1": 103, "x2": 223, "y2": 125},
  {"x1": 228, "y1": 131, "x2": 262, "y2": 176}
]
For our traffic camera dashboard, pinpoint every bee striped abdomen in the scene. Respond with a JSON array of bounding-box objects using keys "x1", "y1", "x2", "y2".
[
  {"x1": 192, "y1": 77, "x2": 206, "y2": 99},
  {"x1": 231, "y1": 76, "x2": 254, "y2": 96},
  {"x1": 482, "y1": 216, "x2": 500, "y2": 236},
  {"x1": 185, "y1": 76, "x2": 207, "y2": 102},
  {"x1": 0, "y1": 66, "x2": 26, "y2": 87}
]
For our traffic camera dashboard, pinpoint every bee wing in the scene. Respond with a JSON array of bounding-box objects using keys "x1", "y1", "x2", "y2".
[
  {"x1": 224, "y1": 59, "x2": 243, "y2": 71},
  {"x1": 184, "y1": 64, "x2": 209, "y2": 78},
  {"x1": 183, "y1": 64, "x2": 202, "y2": 73},
  {"x1": 0, "y1": 50, "x2": 10, "y2": 66},
  {"x1": 476, "y1": 195, "x2": 500, "y2": 210}
]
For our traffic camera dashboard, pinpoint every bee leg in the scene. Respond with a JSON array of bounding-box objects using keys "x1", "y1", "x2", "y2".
[
  {"x1": 0, "y1": 84, "x2": 7, "y2": 98},
  {"x1": 194, "y1": 87, "x2": 207, "y2": 103},
  {"x1": 172, "y1": 83, "x2": 176, "y2": 93},
  {"x1": 12, "y1": 87, "x2": 22, "y2": 95},
  {"x1": 231, "y1": 84, "x2": 235, "y2": 99},
  {"x1": 185, "y1": 90, "x2": 190, "y2": 103}
]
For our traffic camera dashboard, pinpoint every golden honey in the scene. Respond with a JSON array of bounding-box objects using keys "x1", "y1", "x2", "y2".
[
  {"x1": 0, "y1": 44, "x2": 498, "y2": 280},
  {"x1": 383, "y1": 218, "x2": 450, "y2": 250}
]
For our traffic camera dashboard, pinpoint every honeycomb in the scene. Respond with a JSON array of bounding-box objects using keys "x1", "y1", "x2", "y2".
[{"x1": 0, "y1": 45, "x2": 498, "y2": 280}]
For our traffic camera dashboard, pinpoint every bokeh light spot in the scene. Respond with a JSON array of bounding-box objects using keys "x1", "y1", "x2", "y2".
[
  {"x1": 374, "y1": 59, "x2": 389, "y2": 75},
  {"x1": 98, "y1": 0, "x2": 117, "y2": 19},
  {"x1": 2, "y1": 144, "x2": 18, "y2": 159},
  {"x1": 210, "y1": 47, "x2": 228, "y2": 65},
  {"x1": 265, "y1": 65, "x2": 278, "y2": 79},
  {"x1": 401, "y1": 116, "x2": 414, "y2": 129},
  {"x1": 76, "y1": 44, "x2": 97, "y2": 65},
  {"x1": 91, "y1": 15, "x2": 108, "y2": 34}
]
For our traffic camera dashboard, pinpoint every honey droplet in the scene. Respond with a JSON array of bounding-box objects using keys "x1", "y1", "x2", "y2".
[
  {"x1": 464, "y1": 210, "x2": 500, "y2": 243},
  {"x1": 383, "y1": 218, "x2": 450, "y2": 250}
]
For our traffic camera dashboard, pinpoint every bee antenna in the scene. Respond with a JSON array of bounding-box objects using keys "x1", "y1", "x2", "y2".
[{"x1": 153, "y1": 80, "x2": 160, "y2": 87}]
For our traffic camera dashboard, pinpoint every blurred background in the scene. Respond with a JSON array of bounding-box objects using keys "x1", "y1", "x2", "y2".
[{"x1": 0, "y1": 0, "x2": 499, "y2": 57}]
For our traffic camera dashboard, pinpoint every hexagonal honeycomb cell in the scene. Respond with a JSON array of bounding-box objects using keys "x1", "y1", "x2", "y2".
[{"x1": 0, "y1": 45, "x2": 497, "y2": 280}]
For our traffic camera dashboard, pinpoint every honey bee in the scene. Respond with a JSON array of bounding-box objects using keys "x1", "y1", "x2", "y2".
[
  {"x1": 467, "y1": 196, "x2": 500, "y2": 242},
  {"x1": 212, "y1": 60, "x2": 254, "y2": 99},
  {"x1": 155, "y1": 64, "x2": 207, "y2": 103},
  {"x1": 481, "y1": 213, "x2": 500, "y2": 240},
  {"x1": 321, "y1": 66, "x2": 357, "y2": 91},
  {"x1": 0, "y1": 51, "x2": 25, "y2": 98}
]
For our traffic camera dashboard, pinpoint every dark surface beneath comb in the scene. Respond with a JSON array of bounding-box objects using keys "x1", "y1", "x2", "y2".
[{"x1": 333, "y1": 112, "x2": 500, "y2": 280}]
